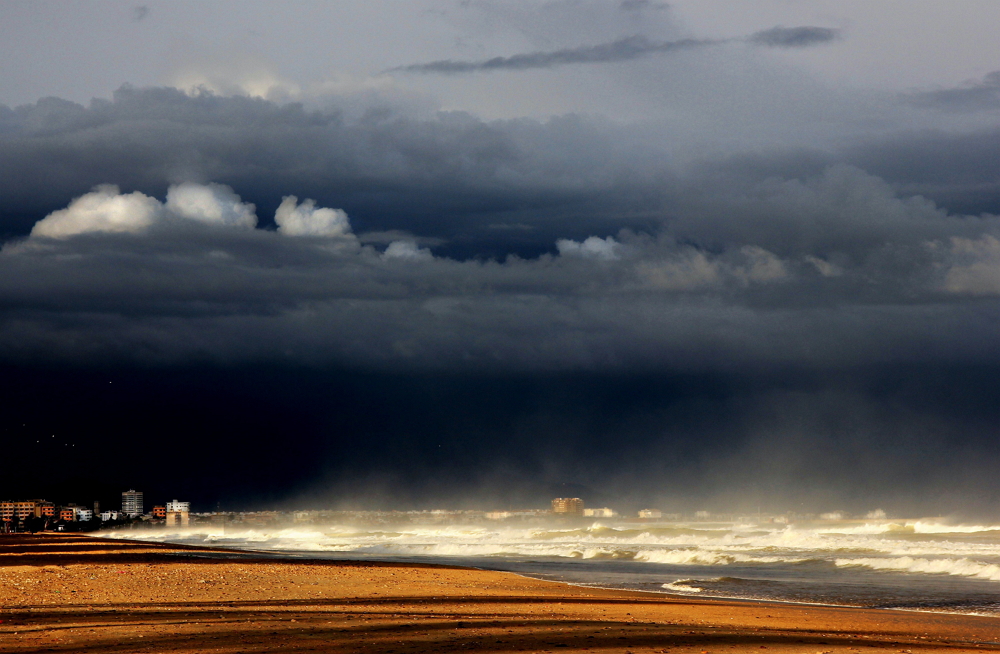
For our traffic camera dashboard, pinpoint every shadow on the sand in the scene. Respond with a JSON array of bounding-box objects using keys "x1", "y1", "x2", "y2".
[
  {"x1": 0, "y1": 534, "x2": 469, "y2": 569},
  {"x1": 4, "y1": 594, "x2": 711, "y2": 616},
  {"x1": 3, "y1": 595, "x2": 989, "y2": 649},
  {"x1": 0, "y1": 609, "x2": 981, "y2": 654}
]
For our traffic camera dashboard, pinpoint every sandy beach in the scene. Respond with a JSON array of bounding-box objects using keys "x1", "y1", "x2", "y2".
[{"x1": 2, "y1": 534, "x2": 1000, "y2": 653}]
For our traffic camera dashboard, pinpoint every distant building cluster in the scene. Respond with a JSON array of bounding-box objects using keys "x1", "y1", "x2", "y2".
[
  {"x1": 1, "y1": 499, "x2": 102, "y2": 531},
  {"x1": 0, "y1": 489, "x2": 190, "y2": 533},
  {"x1": 1, "y1": 499, "x2": 56, "y2": 523}
]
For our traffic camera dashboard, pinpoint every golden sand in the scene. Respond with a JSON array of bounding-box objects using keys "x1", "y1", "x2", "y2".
[{"x1": 2, "y1": 533, "x2": 999, "y2": 653}]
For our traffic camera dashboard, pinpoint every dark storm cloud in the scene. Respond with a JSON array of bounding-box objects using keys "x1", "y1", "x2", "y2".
[
  {"x1": 747, "y1": 26, "x2": 840, "y2": 48},
  {"x1": 2, "y1": 170, "x2": 1000, "y2": 373},
  {"x1": 845, "y1": 127, "x2": 1000, "y2": 215},
  {"x1": 2, "y1": 88, "x2": 1000, "y2": 375},
  {"x1": 906, "y1": 71, "x2": 1000, "y2": 112},
  {"x1": 390, "y1": 24, "x2": 838, "y2": 75},
  {"x1": 388, "y1": 35, "x2": 716, "y2": 74}
]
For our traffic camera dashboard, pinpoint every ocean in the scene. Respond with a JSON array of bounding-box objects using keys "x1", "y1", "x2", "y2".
[{"x1": 100, "y1": 519, "x2": 1000, "y2": 616}]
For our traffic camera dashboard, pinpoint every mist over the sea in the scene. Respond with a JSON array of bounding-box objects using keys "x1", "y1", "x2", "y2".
[{"x1": 4, "y1": 363, "x2": 1000, "y2": 518}]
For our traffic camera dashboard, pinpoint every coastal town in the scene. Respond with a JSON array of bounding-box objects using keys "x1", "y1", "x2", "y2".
[
  {"x1": 0, "y1": 491, "x2": 190, "y2": 533},
  {"x1": 0, "y1": 492, "x2": 662, "y2": 533}
]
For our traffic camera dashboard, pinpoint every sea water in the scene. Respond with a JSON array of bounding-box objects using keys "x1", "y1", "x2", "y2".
[{"x1": 100, "y1": 519, "x2": 1000, "y2": 615}]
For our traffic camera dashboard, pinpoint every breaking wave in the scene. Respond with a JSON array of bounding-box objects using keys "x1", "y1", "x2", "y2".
[
  {"x1": 103, "y1": 521, "x2": 1000, "y2": 568},
  {"x1": 99, "y1": 517, "x2": 1000, "y2": 613},
  {"x1": 835, "y1": 556, "x2": 1000, "y2": 582},
  {"x1": 663, "y1": 579, "x2": 705, "y2": 593}
]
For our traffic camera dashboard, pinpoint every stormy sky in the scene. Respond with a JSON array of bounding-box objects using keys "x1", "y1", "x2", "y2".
[{"x1": 3, "y1": 0, "x2": 1000, "y2": 516}]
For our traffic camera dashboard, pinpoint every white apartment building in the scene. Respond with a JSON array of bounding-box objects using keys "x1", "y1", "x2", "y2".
[
  {"x1": 122, "y1": 490, "x2": 143, "y2": 516},
  {"x1": 166, "y1": 499, "x2": 190, "y2": 527}
]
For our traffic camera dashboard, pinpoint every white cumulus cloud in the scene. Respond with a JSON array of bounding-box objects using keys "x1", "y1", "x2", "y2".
[
  {"x1": 30, "y1": 185, "x2": 163, "y2": 238},
  {"x1": 556, "y1": 235, "x2": 621, "y2": 260},
  {"x1": 30, "y1": 182, "x2": 260, "y2": 239},
  {"x1": 274, "y1": 196, "x2": 353, "y2": 238},
  {"x1": 382, "y1": 240, "x2": 434, "y2": 261},
  {"x1": 165, "y1": 182, "x2": 257, "y2": 228}
]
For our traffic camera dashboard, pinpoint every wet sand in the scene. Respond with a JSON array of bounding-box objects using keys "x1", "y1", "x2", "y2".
[{"x1": 2, "y1": 533, "x2": 1000, "y2": 653}]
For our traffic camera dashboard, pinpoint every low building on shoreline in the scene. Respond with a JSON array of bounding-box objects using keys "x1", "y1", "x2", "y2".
[{"x1": 165, "y1": 500, "x2": 190, "y2": 527}]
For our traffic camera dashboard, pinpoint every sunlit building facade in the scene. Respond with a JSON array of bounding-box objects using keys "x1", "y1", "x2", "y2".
[
  {"x1": 0, "y1": 500, "x2": 55, "y2": 523},
  {"x1": 165, "y1": 499, "x2": 190, "y2": 527},
  {"x1": 551, "y1": 497, "x2": 585, "y2": 515},
  {"x1": 122, "y1": 489, "x2": 143, "y2": 516}
]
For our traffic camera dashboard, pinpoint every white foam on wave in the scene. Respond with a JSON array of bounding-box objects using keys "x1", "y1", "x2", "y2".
[
  {"x1": 663, "y1": 579, "x2": 704, "y2": 593},
  {"x1": 96, "y1": 518, "x2": 1000, "y2": 589},
  {"x1": 912, "y1": 521, "x2": 1000, "y2": 534},
  {"x1": 835, "y1": 556, "x2": 1000, "y2": 581},
  {"x1": 636, "y1": 549, "x2": 811, "y2": 566},
  {"x1": 814, "y1": 523, "x2": 913, "y2": 535}
]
